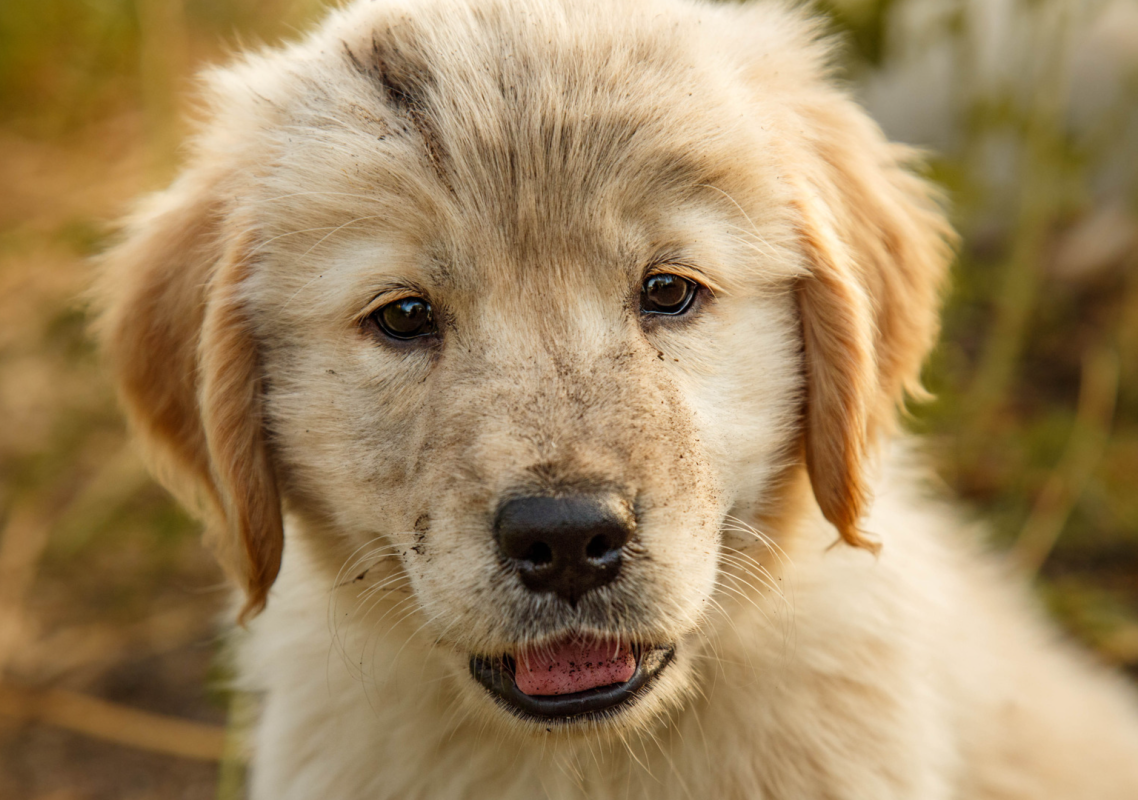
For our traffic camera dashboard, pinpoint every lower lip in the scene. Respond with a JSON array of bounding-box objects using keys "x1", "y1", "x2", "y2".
[{"x1": 469, "y1": 644, "x2": 675, "y2": 722}]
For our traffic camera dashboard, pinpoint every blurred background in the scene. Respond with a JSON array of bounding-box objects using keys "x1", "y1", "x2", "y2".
[{"x1": 0, "y1": 0, "x2": 1136, "y2": 797}]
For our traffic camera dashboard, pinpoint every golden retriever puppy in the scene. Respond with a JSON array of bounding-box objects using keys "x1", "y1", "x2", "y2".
[{"x1": 95, "y1": 0, "x2": 1138, "y2": 796}]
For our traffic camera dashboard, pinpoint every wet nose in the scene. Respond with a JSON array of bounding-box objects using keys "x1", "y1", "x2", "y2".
[{"x1": 494, "y1": 494, "x2": 634, "y2": 603}]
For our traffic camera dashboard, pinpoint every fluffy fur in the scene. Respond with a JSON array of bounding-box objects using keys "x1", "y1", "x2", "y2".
[{"x1": 95, "y1": 0, "x2": 1138, "y2": 797}]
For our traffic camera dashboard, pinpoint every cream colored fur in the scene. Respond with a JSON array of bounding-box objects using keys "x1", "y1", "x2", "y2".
[{"x1": 95, "y1": 0, "x2": 1138, "y2": 797}]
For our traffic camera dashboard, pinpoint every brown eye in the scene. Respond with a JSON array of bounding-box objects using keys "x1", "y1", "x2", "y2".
[
  {"x1": 372, "y1": 297, "x2": 436, "y2": 340},
  {"x1": 640, "y1": 273, "x2": 697, "y2": 316}
]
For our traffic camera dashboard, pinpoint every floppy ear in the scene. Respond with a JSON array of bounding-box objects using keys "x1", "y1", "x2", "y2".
[
  {"x1": 95, "y1": 171, "x2": 282, "y2": 621},
  {"x1": 713, "y1": 2, "x2": 955, "y2": 546},
  {"x1": 793, "y1": 102, "x2": 956, "y2": 550}
]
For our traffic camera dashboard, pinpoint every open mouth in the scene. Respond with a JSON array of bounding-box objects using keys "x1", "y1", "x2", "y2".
[{"x1": 469, "y1": 636, "x2": 675, "y2": 722}]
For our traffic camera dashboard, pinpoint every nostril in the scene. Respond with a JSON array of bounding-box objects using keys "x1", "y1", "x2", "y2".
[
  {"x1": 586, "y1": 533, "x2": 611, "y2": 560},
  {"x1": 494, "y1": 493, "x2": 635, "y2": 601},
  {"x1": 524, "y1": 541, "x2": 553, "y2": 566}
]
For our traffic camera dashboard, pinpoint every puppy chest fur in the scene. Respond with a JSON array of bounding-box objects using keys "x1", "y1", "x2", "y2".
[{"x1": 95, "y1": 0, "x2": 1138, "y2": 798}]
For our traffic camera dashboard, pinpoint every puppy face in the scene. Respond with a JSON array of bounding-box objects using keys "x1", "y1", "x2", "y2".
[{"x1": 96, "y1": 0, "x2": 951, "y2": 738}]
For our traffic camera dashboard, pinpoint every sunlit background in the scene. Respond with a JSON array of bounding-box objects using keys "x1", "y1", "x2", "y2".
[{"x1": 1, "y1": 0, "x2": 1136, "y2": 797}]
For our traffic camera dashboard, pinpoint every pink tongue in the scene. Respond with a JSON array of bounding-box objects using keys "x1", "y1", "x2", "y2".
[{"x1": 515, "y1": 640, "x2": 636, "y2": 696}]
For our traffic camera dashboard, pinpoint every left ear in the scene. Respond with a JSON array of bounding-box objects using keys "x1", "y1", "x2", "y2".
[
  {"x1": 711, "y1": 2, "x2": 956, "y2": 547},
  {"x1": 792, "y1": 97, "x2": 956, "y2": 550}
]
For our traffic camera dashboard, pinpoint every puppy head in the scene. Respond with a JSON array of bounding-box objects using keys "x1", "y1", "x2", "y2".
[{"x1": 96, "y1": 0, "x2": 951, "y2": 736}]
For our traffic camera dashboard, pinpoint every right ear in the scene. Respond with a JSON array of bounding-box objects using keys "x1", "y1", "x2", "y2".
[{"x1": 94, "y1": 170, "x2": 282, "y2": 621}]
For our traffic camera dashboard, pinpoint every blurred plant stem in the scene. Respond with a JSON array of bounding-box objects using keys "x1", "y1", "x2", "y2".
[
  {"x1": 136, "y1": 0, "x2": 188, "y2": 175},
  {"x1": 962, "y1": 0, "x2": 1078, "y2": 438},
  {"x1": 1012, "y1": 346, "x2": 1120, "y2": 573},
  {"x1": 1117, "y1": 254, "x2": 1138, "y2": 391},
  {"x1": 0, "y1": 681, "x2": 225, "y2": 761},
  {"x1": 0, "y1": 502, "x2": 51, "y2": 676},
  {"x1": 217, "y1": 691, "x2": 254, "y2": 800}
]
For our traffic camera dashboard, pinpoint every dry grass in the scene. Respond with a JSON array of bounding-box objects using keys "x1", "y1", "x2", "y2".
[{"x1": 0, "y1": 3, "x2": 325, "y2": 797}]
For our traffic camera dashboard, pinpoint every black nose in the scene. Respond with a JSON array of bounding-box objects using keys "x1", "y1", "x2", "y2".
[{"x1": 494, "y1": 494, "x2": 634, "y2": 603}]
